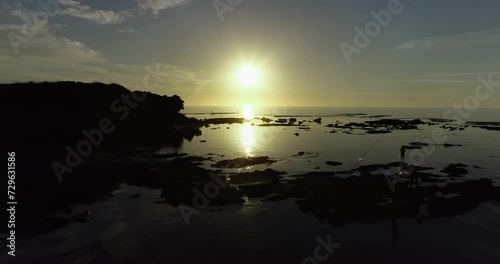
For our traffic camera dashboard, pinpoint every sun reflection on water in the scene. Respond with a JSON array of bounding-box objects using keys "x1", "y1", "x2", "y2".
[
  {"x1": 242, "y1": 122, "x2": 254, "y2": 156},
  {"x1": 242, "y1": 104, "x2": 254, "y2": 120}
]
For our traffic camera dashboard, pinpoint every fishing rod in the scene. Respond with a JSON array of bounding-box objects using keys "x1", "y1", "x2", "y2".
[{"x1": 347, "y1": 134, "x2": 387, "y2": 177}]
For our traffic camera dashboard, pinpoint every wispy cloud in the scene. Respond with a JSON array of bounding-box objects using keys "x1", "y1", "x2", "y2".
[
  {"x1": 137, "y1": 0, "x2": 193, "y2": 16},
  {"x1": 0, "y1": 20, "x2": 210, "y2": 96},
  {"x1": 395, "y1": 28, "x2": 500, "y2": 50},
  {"x1": 56, "y1": 0, "x2": 131, "y2": 24},
  {"x1": 118, "y1": 29, "x2": 136, "y2": 33},
  {"x1": 1, "y1": 5, "x2": 64, "y2": 36},
  {"x1": 415, "y1": 72, "x2": 500, "y2": 77},
  {"x1": 402, "y1": 72, "x2": 499, "y2": 84},
  {"x1": 401, "y1": 79, "x2": 479, "y2": 84}
]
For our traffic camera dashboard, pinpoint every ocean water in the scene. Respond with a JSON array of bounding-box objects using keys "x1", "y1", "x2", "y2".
[
  {"x1": 179, "y1": 106, "x2": 500, "y2": 183},
  {"x1": 182, "y1": 106, "x2": 500, "y2": 122},
  {"x1": 3, "y1": 107, "x2": 500, "y2": 264}
]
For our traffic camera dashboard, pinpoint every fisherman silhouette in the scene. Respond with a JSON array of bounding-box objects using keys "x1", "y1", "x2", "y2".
[{"x1": 400, "y1": 146, "x2": 406, "y2": 163}]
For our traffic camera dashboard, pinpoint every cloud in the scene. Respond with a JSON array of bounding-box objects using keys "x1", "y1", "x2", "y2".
[
  {"x1": 395, "y1": 28, "x2": 500, "y2": 50},
  {"x1": 118, "y1": 29, "x2": 135, "y2": 33},
  {"x1": 0, "y1": 1, "x2": 209, "y2": 98},
  {"x1": 108, "y1": 64, "x2": 210, "y2": 95},
  {"x1": 137, "y1": 0, "x2": 193, "y2": 16},
  {"x1": 56, "y1": 0, "x2": 131, "y2": 24},
  {"x1": 8, "y1": 5, "x2": 53, "y2": 33},
  {"x1": 403, "y1": 72, "x2": 500, "y2": 84},
  {"x1": 0, "y1": 23, "x2": 210, "y2": 97},
  {"x1": 401, "y1": 79, "x2": 479, "y2": 84},
  {"x1": 415, "y1": 72, "x2": 500, "y2": 77}
]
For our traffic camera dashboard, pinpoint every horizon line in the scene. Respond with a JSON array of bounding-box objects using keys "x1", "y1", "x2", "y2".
[{"x1": 183, "y1": 105, "x2": 500, "y2": 109}]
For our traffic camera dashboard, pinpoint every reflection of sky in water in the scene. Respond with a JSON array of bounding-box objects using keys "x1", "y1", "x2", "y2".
[
  {"x1": 179, "y1": 112, "x2": 500, "y2": 183},
  {"x1": 8, "y1": 108, "x2": 500, "y2": 264},
  {"x1": 10, "y1": 184, "x2": 500, "y2": 263}
]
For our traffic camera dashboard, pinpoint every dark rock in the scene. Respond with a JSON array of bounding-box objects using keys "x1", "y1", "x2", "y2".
[
  {"x1": 444, "y1": 143, "x2": 462, "y2": 147},
  {"x1": 211, "y1": 156, "x2": 276, "y2": 168},
  {"x1": 129, "y1": 193, "x2": 141, "y2": 198},
  {"x1": 202, "y1": 118, "x2": 245, "y2": 125},
  {"x1": 261, "y1": 117, "x2": 272, "y2": 123},
  {"x1": 408, "y1": 119, "x2": 426, "y2": 125},
  {"x1": 276, "y1": 118, "x2": 288, "y2": 123},
  {"x1": 74, "y1": 210, "x2": 91, "y2": 223},
  {"x1": 466, "y1": 121, "x2": 500, "y2": 126},
  {"x1": 262, "y1": 194, "x2": 289, "y2": 202},
  {"x1": 429, "y1": 118, "x2": 455, "y2": 123},
  {"x1": 404, "y1": 145, "x2": 423, "y2": 150},
  {"x1": 258, "y1": 123, "x2": 300, "y2": 127},
  {"x1": 325, "y1": 161, "x2": 343, "y2": 166},
  {"x1": 229, "y1": 169, "x2": 286, "y2": 186},
  {"x1": 409, "y1": 142, "x2": 429, "y2": 146},
  {"x1": 441, "y1": 163, "x2": 469, "y2": 175},
  {"x1": 366, "y1": 129, "x2": 391, "y2": 134}
]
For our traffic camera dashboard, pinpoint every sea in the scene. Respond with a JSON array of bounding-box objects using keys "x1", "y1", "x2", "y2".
[{"x1": 3, "y1": 106, "x2": 500, "y2": 264}]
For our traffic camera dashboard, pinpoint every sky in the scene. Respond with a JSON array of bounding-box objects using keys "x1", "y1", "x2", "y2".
[{"x1": 1, "y1": 0, "x2": 500, "y2": 107}]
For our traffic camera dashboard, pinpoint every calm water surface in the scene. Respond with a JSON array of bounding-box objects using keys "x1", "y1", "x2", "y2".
[{"x1": 3, "y1": 107, "x2": 500, "y2": 264}]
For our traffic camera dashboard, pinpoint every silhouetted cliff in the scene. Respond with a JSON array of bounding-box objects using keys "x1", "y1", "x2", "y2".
[
  {"x1": 0, "y1": 81, "x2": 204, "y2": 235},
  {"x1": 1, "y1": 81, "x2": 200, "y2": 153}
]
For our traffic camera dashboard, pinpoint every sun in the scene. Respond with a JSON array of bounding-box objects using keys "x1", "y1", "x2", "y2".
[{"x1": 237, "y1": 65, "x2": 259, "y2": 87}]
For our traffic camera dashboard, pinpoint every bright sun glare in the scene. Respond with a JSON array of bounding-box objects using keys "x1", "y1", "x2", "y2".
[
  {"x1": 237, "y1": 65, "x2": 259, "y2": 87},
  {"x1": 243, "y1": 104, "x2": 254, "y2": 120}
]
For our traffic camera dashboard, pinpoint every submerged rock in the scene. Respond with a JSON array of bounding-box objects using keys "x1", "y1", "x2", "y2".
[
  {"x1": 230, "y1": 169, "x2": 286, "y2": 186},
  {"x1": 441, "y1": 163, "x2": 469, "y2": 176},
  {"x1": 443, "y1": 143, "x2": 463, "y2": 147},
  {"x1": 367, "y1": 129, "x2": 392, "y2": 134},
  {"x1": 202, "y1": 118, "x2": 245, "y2": 125},
  {"x1": 325, "y1": 161, "x2": 343, "y2": 167},
  {"x1": 211, "y1": 156, "x2": 276, "y2": 168},
  {"x1": 261, "y1": 117, "x2": 272, "y2": 123}
]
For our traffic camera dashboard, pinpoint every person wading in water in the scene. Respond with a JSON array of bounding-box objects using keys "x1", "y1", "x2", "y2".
[{"x1": 400, "y1": 146, "x2": 406, "y2": 163}]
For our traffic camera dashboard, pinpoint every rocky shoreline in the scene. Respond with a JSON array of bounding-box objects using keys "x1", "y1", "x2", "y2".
[
  {"x1": 15, "y1": 148, "x2": 500, "y2": 236},
  {"x1": 2, "y1": 82, "x2": 499, "y2": 238}
]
